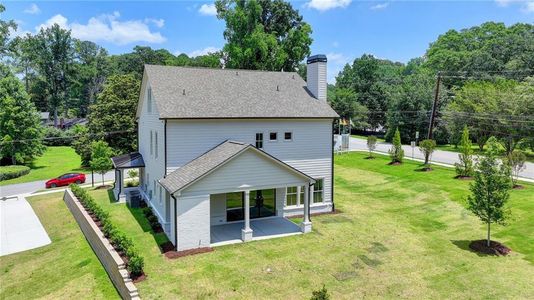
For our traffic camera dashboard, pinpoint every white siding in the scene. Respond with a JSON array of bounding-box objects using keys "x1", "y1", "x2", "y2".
[
  {"x1": 176, "y1": 194, "x2": 211, "y2": 251},
  {"x1": 138, "y1": 82, "x2": 167, "y2": 224},
  {"x1": 166, "y1": 119, "x2": 333, "y2": 208},
  {"x1": 306, "y1": 61, "x2": 327, "y2": 101},
  {"x1": 210, "y1": 193, "x2": 226, "y2": 225}
]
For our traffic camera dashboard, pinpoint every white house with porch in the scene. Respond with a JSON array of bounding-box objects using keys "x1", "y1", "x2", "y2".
[{"x1": 122, "y1": 54, "x2": 338, "y2": 252}]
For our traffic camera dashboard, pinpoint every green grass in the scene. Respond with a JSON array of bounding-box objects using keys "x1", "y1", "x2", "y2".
[
  {"x1": 0, "y1": 193, "x2": 119, "y2": 299},
  {"x1": 83, "y1": 153, "x2": 534, "y2": 299},
  {"x1": 0, "y1": 146, "x2": 85, "y2": 186}
]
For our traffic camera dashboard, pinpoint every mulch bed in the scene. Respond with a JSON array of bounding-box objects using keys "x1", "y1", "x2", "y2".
[
  {"x1": 164, "y1": 247, "x2": 213, "y2": 259},
  {"x1": 513, "y1": 184, "x2": 525, "y2": 190},
  {"x1": 454, "y1": 175, "x2": 473, "y2": 180},
  {"x1": 159, "y1": 241, "x2": 175, "y2": 254},
  {"x1": 469, "y1": 240, "x2": 511, "y2": 256},
  {"x1": 388, "y1": 162, "x2": 402, "y2": 166},
  {"x1": 95, "y1": 185, "x2": 113, "y2": 190},
  {"x1": 131, "y1": 272, "x2": 146, "y2": 283}
]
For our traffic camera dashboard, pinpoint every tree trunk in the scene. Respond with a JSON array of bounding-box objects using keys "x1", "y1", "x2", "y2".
[
  {"x1": 53, "y1": 107, "x2": 58, "y2": 127},
  {"x1": 487, "y1": 222, "x2": 491, "y2": 247},
  {"x1": 425, "y1": 153, "x2": 429, "y2": 165},
  {"x1": 101, "y1": 174, "x2": 104, "y2": 187},
  {"x1": 11, "y1": 156, "x2": 16, "y2": 165}
]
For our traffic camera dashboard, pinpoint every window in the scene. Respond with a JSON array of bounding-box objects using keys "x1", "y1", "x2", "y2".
[
  {"x1": 147, "y1": 87, "x2": 152, "y2": 113},
  {"x1": 269, "y1": 132, "x2": 277, "y2": 141},
  {"x1": 155, "y1": 132, "x2": 158, "y2": 159},
  {"x1": 286, "y1": 186, "x2": 298, "y2": 206},
  {"x1": 313, "y1": 179, "x2": 324, "y2": 203},
  {"x1": 284, "y1": 132, "x2": 292, "y2": 141},
  {"x1": 255, "y1": 133, "x2": 263, "y2": 149},
  {"x1": 150, "y1": 131, "x2": 153, "y2": 155}
]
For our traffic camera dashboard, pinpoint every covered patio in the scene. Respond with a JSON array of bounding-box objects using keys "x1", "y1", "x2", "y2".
[
  {"x1": 110, "y1": 152, "x2": 145, "y2": 202},
  {"x1": 211, "y1": 217, "x2": 302, "y2": 247}
]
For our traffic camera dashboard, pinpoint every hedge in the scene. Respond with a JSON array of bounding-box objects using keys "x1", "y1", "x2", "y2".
[
  {"x1": 0, "y1": 165, "x2": 31, "y2": 181},
  {"x1": 70, "y1": 184, "x2": 144, "y2": 276}
]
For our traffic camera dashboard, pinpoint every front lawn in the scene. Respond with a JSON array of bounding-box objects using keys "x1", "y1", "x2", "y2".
[
  {"x1": 0, "y1": 193, "x2": 118, "y2": 299},
  {"x1": 86, "y1": 152, "x2": 534, "y2": 299},
  {"x1": 0, "y1": 146, "x2": 85, "y2": 186}
]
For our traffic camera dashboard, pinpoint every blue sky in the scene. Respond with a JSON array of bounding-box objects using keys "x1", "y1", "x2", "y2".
[{"x1": 4, "y1": 0, "x2": 533, "y2": 82}]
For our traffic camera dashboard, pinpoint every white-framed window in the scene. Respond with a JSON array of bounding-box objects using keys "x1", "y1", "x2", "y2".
[
  {"x1": 150, "y1": 131, "x2": 153, "y2": 155},
  {"x1": 284, "y1": 132, "x2": 293, "y2": 141},
  {"x1": 147, "y1": 87, "x2": 152, "y2": 113},
  {"x1": 269, "y1": 132, "x2": 278, "y2": 141},
  {"x1": 255, "y1": 133, "x2": 263, "y2": 149},
  {"x1": 155, "y1": 131, "x2": 158, "y2": 159},
  {"x1": 313, "y1": 179, "x2": 324, "y2": 203},
  {"x1": 286, "y1": 186, "x2": 298, "y2": 206}
]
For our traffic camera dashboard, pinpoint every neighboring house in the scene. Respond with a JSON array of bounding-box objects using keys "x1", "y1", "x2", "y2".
[
  {"x1": 39, "y1": 112, "x2": 50, "y2": 125},
  {"x1": 114, "y1": 54, "x2": 338, "y2": 252}
]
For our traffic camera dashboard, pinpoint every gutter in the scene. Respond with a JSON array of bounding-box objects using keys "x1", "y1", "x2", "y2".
[{"x1": 331, "y1": 120, "x2": 335, "y2": 213}]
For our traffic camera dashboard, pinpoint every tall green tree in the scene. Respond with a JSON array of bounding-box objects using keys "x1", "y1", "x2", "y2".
[
  {"x1": 88, "y1": 74, "x2": 140, "y2": 154},
  {"x1": 467, "y1": 138, "x2": 511, "y2": 247},
  {"x1": 0, "y1": 71, "x2": 45, "y2": 164},
  {"x1": 328, "y1": 88, "x2": 368, "y2": 130},
  {"x1": 0, "y1": 4, "x2": 17, "y2": 59},
  {"x1": 455, "y1": 126, "x2": 475, "y2": 178},
  {"x1": 30, "y1": 24, "x2": 75, "y2": 126},
  {"x1": 215, "y1": 0, "x2": 312, "y2": 71},
  {"x1": 388, "y1": 128, "x2": 404, "y2": 164},
  {"x1": 90, "y1": 140, "x2": 113, "y2": 186}
]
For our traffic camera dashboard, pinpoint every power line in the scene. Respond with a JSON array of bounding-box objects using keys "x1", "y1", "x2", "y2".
[{"x1": 0, "y1": 129, "x2": 135, "y2": 144}]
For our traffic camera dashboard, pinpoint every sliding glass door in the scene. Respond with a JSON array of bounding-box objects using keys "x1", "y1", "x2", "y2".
[{"x1": 225, "y1": 189, "x2": 276, "y2": 222}]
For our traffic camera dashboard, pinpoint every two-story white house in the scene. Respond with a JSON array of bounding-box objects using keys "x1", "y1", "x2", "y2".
[{"x1": 120, "y1": 55, "x2": 338, "y2": 252}]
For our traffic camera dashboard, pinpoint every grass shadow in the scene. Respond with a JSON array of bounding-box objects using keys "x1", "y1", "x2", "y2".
[
  {"x1": 126, "y1": 204, "x2": 171, "y2": 252},
  {"x1": 451, "y1": 240, "x2": 492, "y2": 258},
  {"x1": 106, "y1": 189, "x2": 117, "y2": 204}
]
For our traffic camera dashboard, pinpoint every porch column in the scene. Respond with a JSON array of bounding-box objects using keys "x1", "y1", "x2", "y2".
[
  {"x1": 301, "y1": 182, "x2": 312, "y2": 233},
  {"x1": 241, "y1": 190, "x2": 253, "y2": 241},
  {"x1": 118, "y1": 169, "x2": 126, "y2": 203}
]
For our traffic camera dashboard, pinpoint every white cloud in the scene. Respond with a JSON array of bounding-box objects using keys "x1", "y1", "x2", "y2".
[
  {"x1": 305, "y1": 0, "x2": 352, "y2": 11},
  {"x1": 495, "y1": 0, "x2": 514, "y2": 6},
  {"x1": 326, "y1": 52, "x2": 352, "y2": 83},
  {"x1": 145, "y1": 18, "x2": 165, "y2": 28},
  {"x1": 370, "y1": 2, "x2": 389, "y2": 10},
  {"x1": 10, "y1": 20, "x2": 31, "y2": 38},
  {"x1": 188, "y1": 46, "x2": 220, "y2": 57},
  {"x1": 36, "y1": 12, "x2": 166, "y2": 45},
  {"x1": 24, "y1": 3, "x2": 41, "y2": 15},
  {"x1": 495, "y1": 0, "x2": 534, "y2": 13},
  {"x1": 199, "y1": 4, "x2": 217, "y2": 16},
  {"x1": 522, "y1": 1, "x2": 534, "y2": 12}
]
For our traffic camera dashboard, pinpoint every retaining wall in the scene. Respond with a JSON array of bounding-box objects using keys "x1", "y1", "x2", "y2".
[{"x1": 63, "y1": 189, "x2": 140, "y2": 300}]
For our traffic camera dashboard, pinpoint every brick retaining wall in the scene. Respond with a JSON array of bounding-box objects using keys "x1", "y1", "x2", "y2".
[{"x1": 63, "y1": 189, "x2": 140, "y2": 300}]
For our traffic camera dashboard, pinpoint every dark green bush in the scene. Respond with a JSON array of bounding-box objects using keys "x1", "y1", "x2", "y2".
[
  {"x1": 125, "y1": 180, "x2": 139, "y2": 187},
  {"x1": 0, "y1": 165, "x2": 30, "y2": 181},
  {"x1": 142, "y1": 207, "x2": 153, "y2": 217},
  {"x1": 311, "y1": 286, "x2": 330, "y2": 300},
  {"x1": 69, "y1": 184, "x2": 144, "y2": 277}
]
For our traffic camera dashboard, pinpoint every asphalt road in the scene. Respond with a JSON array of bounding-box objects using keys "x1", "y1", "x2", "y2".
[
  {"x1": 349, "y1": 137, "x2": 534, "y2": 180},
  {"x1": 0, "y1": 170, "x2": 119, "y2": 198}
]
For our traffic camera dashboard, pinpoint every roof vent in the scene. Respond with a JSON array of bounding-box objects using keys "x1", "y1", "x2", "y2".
[
  {"x1": 236, "y1": 71, "x2": 239, "y2": 76},
  {"x1": 276, "y1": 85, "x2": 280, "y2": 92},
  {"x1": 182, "y1": 89, "x2": 186, "y2": 95}
]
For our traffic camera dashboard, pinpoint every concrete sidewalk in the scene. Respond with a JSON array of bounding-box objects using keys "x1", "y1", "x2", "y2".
[
  {"x1": 350, "y1": 137, "x2": 534, "y2": 181},
  {"x1": 0, "y1": 195, "x2": 51, "y2": 256}
]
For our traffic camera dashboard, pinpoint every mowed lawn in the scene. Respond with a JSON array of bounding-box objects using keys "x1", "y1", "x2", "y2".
[
  {"x1": 0, "y1": 146, "x2": 85, "y2": 186},
  {"x1": 84, "y1": 152, "x2": 534, "y2": 299},
  {"x1": 0, "y1": 193, "x2": 119, "y2": 299}
]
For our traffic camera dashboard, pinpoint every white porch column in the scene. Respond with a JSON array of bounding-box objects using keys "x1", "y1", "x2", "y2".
[
  {"x1": 301, "y1": 182, "x2": 312, "y2": 233},
  {"x1": 241, "y1": 190, "x2": 253, "y2": 241},
  {"x1": 118, "y1": 169, "x2": 126, "y2": 203}
]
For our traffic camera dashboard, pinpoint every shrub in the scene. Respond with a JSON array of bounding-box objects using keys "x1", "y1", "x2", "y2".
[
  {"x1": 388, "y1": 128, "x2": 404, "y2": 164},
  {"x1": 455, "y1": 126, "x2": 475, "y2": 178},
  {"x1": 366, "y1": 136, "x2": 377, "y2": 158},
  {"x1": 310, "y1": 285, "x2": 330, "y2": 300},
  {"x1": 127, "y1": 253, "x2": 145, "y2": 276},
  {"x1": 43, "y1": 126, "x2": 76, "y2": 146},
  {"x1": 0, "y1": 165, "x2": 30, "y2": 181},
  {"x1": 142, "y1": 207, "x2": 153, "y2": 217},
  {"x1": 418, "y1": 139, "x2": 436, "y2": 167},
  {"x1": 147, "y1": 214, "x2": 159, "y2": 227},
  {"x1": 125, "y1": 180, "x2": 139, "y2": 187},
  {"x1": 103, "y1": 222, "x2": 117, "y2": 238}
]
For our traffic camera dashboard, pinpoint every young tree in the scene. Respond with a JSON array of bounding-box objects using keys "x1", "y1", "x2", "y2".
[
  {"x1": 506, "y1": 150, "x2": 526, "y2": 188},
  {"x1": 88, "y1": 74, "x2": 140, "y2": 154},
  {"x1": 455, "y1": 126, "x2": 475, "y2": 178},
  {"x1": 90, "y1": 140, "x2": 113, "y2": 186},
  {"x1": 366, "y1": 136, "x2": 377, "y2": 158},
  {"x1": 388, "y1": 128, "x2": 404, "y2": 164},
  {"x1": 0, "y1": 71, "x2": 45, "y2": 164},
  {"x1": 467, "y1": 139, "x2": 512, "y2": 247},
  {"x1": 215, "y1": 0, "x2": 312, "y2": 71},
  {"x1": 418, "y1": 139, "x2": 436, "y2": 169},
  {"x1": 71, "y1": 124, "x2": 92, "y2": 167}
]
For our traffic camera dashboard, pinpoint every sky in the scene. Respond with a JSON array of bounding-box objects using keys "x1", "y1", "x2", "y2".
[{"x1": 3, "y1": 0, "x2": 534, "y2": 82}]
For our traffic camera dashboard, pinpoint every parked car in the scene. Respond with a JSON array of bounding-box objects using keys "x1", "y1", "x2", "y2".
[{"x1": 45, "y1": 173, "x2": 86, "y2": 188}]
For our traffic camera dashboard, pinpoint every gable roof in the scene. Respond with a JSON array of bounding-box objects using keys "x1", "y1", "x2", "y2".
[
  {"x1": 159, "y1": 140, "x2": 314, "y2": 194},
  {"x1": 142, "y1": 65, "x2": 339, "y2": 119}
]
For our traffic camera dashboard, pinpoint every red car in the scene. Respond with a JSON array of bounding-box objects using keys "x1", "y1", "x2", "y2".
[{"x1": 46, "y1": 173, "x2": 86, "y2": 188}]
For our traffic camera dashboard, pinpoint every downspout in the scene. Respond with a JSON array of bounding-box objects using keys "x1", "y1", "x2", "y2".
[
  {"x1": 171, "y1": 194, "x2": 178, "y2": 251},
  {"x1": 164, "y1": 120, "x2": 167, "y2": 174},
  {"x1": 331, "y1": 120, "x2": 335, "y2": 213}
]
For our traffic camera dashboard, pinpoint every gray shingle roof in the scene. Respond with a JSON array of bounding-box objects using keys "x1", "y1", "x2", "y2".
[
  {"x1": 111, "y1": 152, "x2": 145, "y2": 169},
  {"x1": 159, "y1": 140, "x2": 313, "y2": 194},
  {"x1": 144, "y1": 65, "x2": 339, "y2": 119}
]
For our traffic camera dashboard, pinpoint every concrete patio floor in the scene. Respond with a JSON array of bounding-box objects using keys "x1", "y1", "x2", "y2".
[{"x1": 211, "y1": 217, "x2": 302, "y2": 247}]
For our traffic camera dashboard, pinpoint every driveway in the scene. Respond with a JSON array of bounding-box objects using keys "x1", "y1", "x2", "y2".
[
  {"x1": 0, "y1": 170, "x2": 118, "y2": 198},
  {"x1": 349, "y1": 137, "x2": 534, "y2": 180},
  {"x1": 0, "y1": 195, "x2": 51, "y2": 256}
]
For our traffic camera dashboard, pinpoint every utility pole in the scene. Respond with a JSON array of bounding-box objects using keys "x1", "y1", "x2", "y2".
[{"x1": 427, "y1": 72, "x2": 441, "y2": 140}]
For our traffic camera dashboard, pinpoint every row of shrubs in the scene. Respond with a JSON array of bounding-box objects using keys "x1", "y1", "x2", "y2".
[
  {"x1": 70, "y1": 184, "x2": 144, "y2": 277},
  {"x1": 0, "y1": 165, "x2": 30, "y2": 181},
  {"x1": 142, "y1": 207, "x2": 163, "y2": 232}
]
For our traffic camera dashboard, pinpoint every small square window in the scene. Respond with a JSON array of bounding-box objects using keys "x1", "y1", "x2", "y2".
[
  {"x1": 269, "y1": 132, "x2": 277, "y2": 141},
  {"x1": 284, "y1": 132, "x2": 292, "y2": 141}
]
